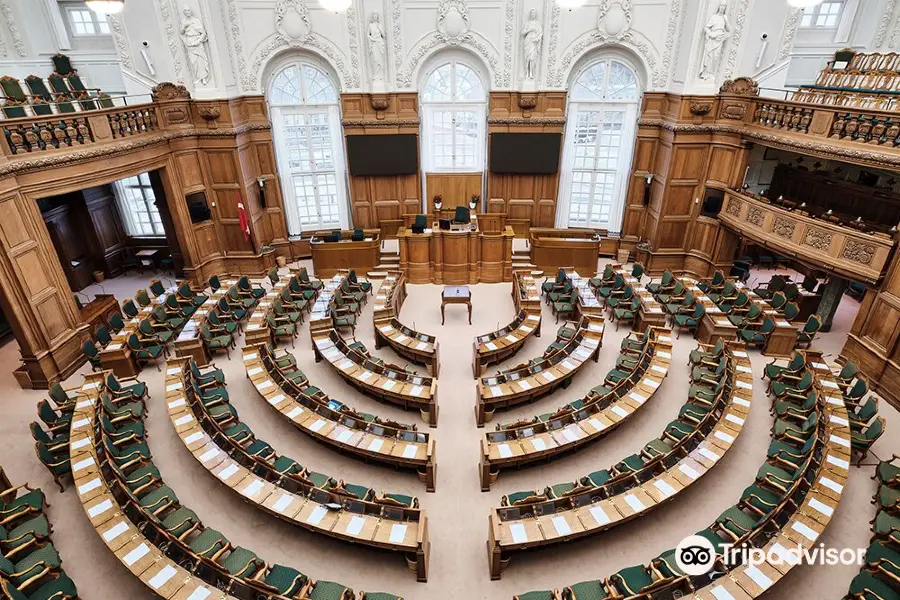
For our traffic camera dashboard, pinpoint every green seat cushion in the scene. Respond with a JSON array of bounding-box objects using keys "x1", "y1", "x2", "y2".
[
  {"x1": 25, "y1": 572, "x2": 79, "y2": 600},
  {"x1": 717, "y1": 505, "x2": 760, "y2": 537},
  {"x1": 139, "y1": 485, "x2": 178, "y2": 511},
  {"x1": 188, "y1": 528, "x2": 229, "y2": 558},
  {"x1": 162, "y1": 506, "x2": 199, "y2": 538},
  {"x1": 308, "y1": 580, "x2": 353, "y2": 600},
  {"x1": 273, "y1": 456, "x2": 303, "y2": 475},
  {"x1": 565, "y1": 579, "x2": 610, "y2": 600},
  {"x1": 846, "y1": 571, "x2": 900, "y2": 600},
  {"x1": 264, "y1": 564, "x2": 308, "y2": 595},
  {"x1": 877, "y1": 461, "x2": 900, "y2": 485},
  {"x1": 0, "y1": 514, "x2": 49, "y2": 550},
  {"x1": 221, "y1": 546, "x2": 264, "y2": 578},
  {"x1": 514, "y1": 592, "x2": 557, "y2": 600},
  {"x1": 610, "y1": 565, "x2": 653, "y2": 596},
  {"x1": 0, "y1": 489, "x2": 45, "y2": 515}
]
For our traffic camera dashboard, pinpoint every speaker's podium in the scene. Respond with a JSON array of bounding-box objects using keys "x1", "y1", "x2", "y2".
[{"x1": 398, "y1": 210, "x2": 514, "y2": 284}]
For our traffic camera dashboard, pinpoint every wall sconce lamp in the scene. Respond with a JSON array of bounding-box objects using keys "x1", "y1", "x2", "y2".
[
  {"x1": 257, "y1": 177, "x2": 267, "y2": 208},
  {"x1": 643, "y1": 173, "x2": 653, "y2": 206}
]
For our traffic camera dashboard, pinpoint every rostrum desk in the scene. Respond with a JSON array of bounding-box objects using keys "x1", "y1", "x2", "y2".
[
  {"x1": 397, "y1": 222, "x2": 514, "y2": 284},
  {"x1": 310, "y1": 232, "x2": 379, "y2": 278}
]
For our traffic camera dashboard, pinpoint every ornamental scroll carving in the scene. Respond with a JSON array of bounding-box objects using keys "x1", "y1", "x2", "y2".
[
  {"x1": 689, "y1": 101, "x2": 712, "y2": 116},
  {"x1": 842, "y1": 240, "x2": 876, "y2": 265},
  {"x1": 803, "y1": 228, "x2": 833, "y2": 251},
  {"x1": 773, "y1": 217, "x2": 795, "y2": 239},
  {"x1": 719, "y1": 77, "x2": 759, "y2": 96},
  {"x1": 746, "y1": 206, "x2": 764, "y2": 226},
  {"x1": 152, "y1": 82, "x2": 191, "y2": 102},
  {"x1": 725, "y1": 197, "x2": 742, "y2": 217}
]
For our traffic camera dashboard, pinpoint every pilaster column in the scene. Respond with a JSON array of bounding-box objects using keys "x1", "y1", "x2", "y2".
[{"x1": 816, "y1": 276, "x2": 849, "y2": 332}]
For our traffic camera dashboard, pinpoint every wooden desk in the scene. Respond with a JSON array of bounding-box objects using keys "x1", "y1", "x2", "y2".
[
  {"x1": 310, "y1": 234, "x2": 379, "y2": 278},
  {"x1": 397, "y1": 225, "x2": 514, "y2": 284},
  {"x1": 79, "y1": 294, "x2": 121, "y2": 333},
  {"x1": 530, "y1": 231, "x2": 601, "y2": 275},
  {"x1": 763, "y1": 319, "x2": 799, "y2": 357},
  {"x1": 473, "y1": 310, "x2": 541, "y2": 377},
  {"x1": 698, "y1": 312, "x2": 738, "y2": 346},
  {"x1": 441, "y1": 285, "x2": 472, "y2": 325}
]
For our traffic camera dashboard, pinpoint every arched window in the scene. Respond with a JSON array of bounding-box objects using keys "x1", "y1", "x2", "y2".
[
  {"x1": 268, "y1": 59, "x2": 347, "y2": 234},
  {"x1": 558, "y1": 58, "x2": 641, "y2": 232},
  {"x1": 420, "y1": 59, "x2": 487, "y2": 173}
]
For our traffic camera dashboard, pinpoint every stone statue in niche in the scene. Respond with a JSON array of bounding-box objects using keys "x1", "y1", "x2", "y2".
[
  {"x1": 699, "y1": 0, "x2": 730, "y2": 81},
  {"x1": 368, "y1": 13, "x2": 386, "y2": 83},
  {"x1": 180, "y1": 6, "x2": 211, "y2": 86},
  {"x1": 521, "y1": 9, "x2": 543, "y2": 81}
]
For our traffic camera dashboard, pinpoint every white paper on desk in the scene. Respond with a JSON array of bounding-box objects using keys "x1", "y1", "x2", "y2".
[
  {"x1": 542, "y1": 371, "x2": 557, "y2": 382},
  {"x1": 745, "y1": 565, "x2": 773, "y2": 590},
  {"x1": 809, "y1": 498, "x2": 834, "y2": 517},
  {"x1": 770, "y1": 542, "x2": 801, "y2": 566},
  {"x1": 624, "y1": 494, "x2": 645, "y2": 512},
  {"x1": 148, "y1": 565, "x2": 177, "y2": 590},
  {"x1": 247, "y1": 367, "x2": 263, "y2": 377},
  {"x1": 642, "y1": 378, "x2": 660, "y2": 389},
  {"x1": 530, "y1": 438, "x2": 547, "y2": 451},
  {"x1": 244, "y1": 353, "x2": 258, "y2": 361},
  {"x1": 589, "y1": 505, "x2": 610, "y2": 526},
  {"x1": 103, "y1": 520, "x2": 129, "y2": 542},
  {"x1": 168, "y1": 398, "x2": 186, "y2": 409},
  {"x1": 411, "y1": 386, "x2": 424, "y2": 396},
  {"x1": 733, "y1": 351, "x2": 748, "y2": 358},
  {"x1": 830, "y1": 415, "x2": 849, "y2": 427},
  {"x1": 107, "y1": 343, "x2": 123, "y2": 350},
  {"x1": 396, "y1": 334, "x2": 409, "y2": 343},
  {"x1": 485, "y1": 342, "x2": 498, "y2": 351},
  {"x1": 88, "y1": 498, "x2": 113, "y2": 518},
  {"x1": 72, "y1": 418, "x2": 90, "y2": 429},
  {"x1": 183, "y1": 432, "x2": 204, "y2": 445},
  {"x1": 588, "y1": 418, "x2": 606, "y2": 431},
  {"x1": 518, "y1": 380, "x2": 532, "y2": 391},
  {"x1": 389, "y1": 523, "x2": 408, "y2": 543},
  {"x1": 246, "y1": 324, "x2": 261, "y2": 331},
  {"x1": 379, "y1": 325, "x2": 392, "y2": 333},
  {"x1": 174, "y1": 415, "x2": 193, "y2": 427},
  {"x1": 402, "y1": 444, "x2": 417, "y2": 459},
  {"x1": 737, "y1": 365, "x2": 752, "y2": 374},
  {"x1": 368, "y1": 438, "x2": 384, "y2": 452},
  {"x1": 657, "y1": 351, "x2": 672, "y2": 360},
  {"x1": 417, "y1": 341, "x2": 428, "y2": 350},
  {"x1": 561, "y1": 360, "x2": 576, "y2": 371},
  {"x1": 725, "y1": 414, "x2": 745, "y2": 427},
  {"x1": 733, "y1": 397, "x2": 751, "y2": 408},
  {"x1": 272, "y1": 493, "x2": 293, "y2": 514},
  {"x1": 242, "y1": 479, "x2": 264, "y2": 498},
  {"x1": 827, "y1": 455, "x2": 849, "y2": 470},
  {"x1": 71, "y1": 437, "x2": 91, "y2": 450},
  {"x1": 521, "y1": 326, "x2": 534, "y2": 334},
  {"x1": 382, "y1": 380, "x2": 396, "y2": 391},
  {"x1": 359, "y1": 371, "x2": 373, "y2": 382},
  {"x1": 336, "y1": 429, "x2": 353, "y2": 444},
  {"x1": 166, "y1": 382, "x2": 183, "y2": 391},
  {"x1": 629, "y1": 391, "x2": 646, "y2": 405},
  {"x1": 199, "y1": 448, "x2": 220, "y2": 463},
  {"x1": 509, "y1": 523, "x2": 528, "y2": 543},
  {"x1": 829, "y1": 434, "x2": 850, "y2": 448},
  {"x1": 73, "y1": 456, "x2": 95, "y2": 473},
  {"x1": 505, "y1": 334, "x2": 518, "y2": 344},
  {"x1": 551, "y1": 516, "x2": 572, "y2": 536},
  {"x1": 78, "y1": 478, "x2": 101, "y2": 494},
  {"x1": 819, "y1": 476, "x2": 843, "y2": 494},
  {"x1": 791, "y1": 520, "x2": 819, "y2": 542},
  {"x1": 346, "y1": 516, "x2": 366, "y2": 536},
  {"x1": 286, "y1": 407, "x2": 303, "y2": 420},
  {"x1": 653, "y1": 479, "x2": 676, "y2": 498},
  {"x1": 268, "y1": 394, "x2": 285, "y2": 407},
  {"x1": 166, "y1": 367, "x2": 181, "y2": 375},
  {"x1": 710, "y1": 586, "x2": 736, "y2": 600},
  {"x1": 562, "y1": 427, "x2": 581, "y2": 442},
  {"x1": 310, "y1": 419, "x2": 326, "y2": 433},
  {"x1": 498, "y1": 443, "x2": 512, "y2": 458},
  {"x1": 489, "y1": 386, "x2": 502, "y2": 397},
  {"x1": 338, "y1": 360, "x2": 354, "y2": 371},
  {"x1": 217, "y1": 464, "x2": 239, "y2": 481},
  {"x1": 256, "y1": 380, "x2": 274, "y2": 391},
  {"x1": 698, "y1": 447, "x2": 720, "y2": 463},
  {"x1": 651, "y1": 365, "x2": 667, "y2": 374},
  {"x1": 315, "y1": 339, "x2": 331, "y2": 349},
  {"x1": 307, "y1": 505, "x2": 327, "y2": 525},
  {"x1": 611, "y1": 405, "x2": 629, "y2": 419},
  {"x1": 737, "y1": 381, "x2": 752, "y2": 390},
  {"x1": 679, "y1": 464, "x2": 701, "y2": 480}
]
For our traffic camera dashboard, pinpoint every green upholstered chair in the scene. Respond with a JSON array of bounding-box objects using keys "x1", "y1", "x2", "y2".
[
  {"x1": 352, "y1": 228, "x2": 364, "y2": 241},
  {"x1": 105, "y1": 373, "x2": 148, "y2": 401},
  {"x1": 153, "y1": 304, "x2": 185, "y2": 330},
  {"x1": 796, "y1": 314, "x2": 822, "y2": 349},
  {"x1": 672, "y1": 304, "x2": 705, "y2": 338},
  {"x1": 728, "y1": 301, "x2": 762, "y2": 327},
  {"x1": 851, "y1": 417, "x2": 886, "y2": 464},
  {"x1": 82, "y1": 341, "x2": 102, "y2": 370},
  {"x1": 454, "y1": 206, "x2": 470, "y2": 223},
  {"x1": 738, "y1": 316, "x2": 775, "y2": 349},
  {"x1": 763, "y1": 351, "x2": 806, "y2": 383},
  {"x1": 29, "y1": 423, "x2": 67, "y2": 457},
  {"x1": 411, "y1": 215, "x2": 427, "y2": 234},
  {"x1": 256, "y1": 564, "x2": 310, "y2": 597},
  {"x1": 220, "y1": 294, "x2": 249, "y2": 320},
  {"x1": 33, "y1": 444, "x2": 70, "y2": 493},
  {"x1": 200, "y1": 323, "x2": 233, "y2": 358},
  {"x1": 122, "y1": 299, "x2": 140, "y2": 319},
  {"x1": 0, "y1": 77, "x2": 29, "y2": 119},
  {"x1": 139, "y1": 319, "x2": 174, "y2": 345},
  {"x1": 46, "y1": 74, "x2": 76, "y2": 114},
  {"x1": 135, "y1": 288, "x2": 152, "y2": 308},
  {"x1": 149, "y1": 279, "x2": 166, "y2": 297},
  {"x1": 647, "y1": 270, "x2": 675, "y2": 295},
  {"x1": 209, "y1": 274, "x2": 223, "y2": 293},
  {"x1": 178, "y1": 281, "x2": 208, "y2": 307},
  {"x1": 126, "y1": 333, "x2": 163, "y2": 370},
  {"x1": 107, "y1": 312, "x2": 125, "y2": 334},
  {"x1": 330, "y1": 308, "x2": 356, "y2": 333},
  {"x1": 612, "y1": 297, "x2": 641, "y2": 330},
  {"x1": 22, "y1": 76, "x2": 57, "y2": 117},
  {"x1": 208, "y1": 311, "x2": 239, "y2": 335},
  {"x1": 36, "y1": 400, "x2": 70, "y2": 434},
  {"x1": 698, "y1": 270, "x2": 725, "y2": 293},
  {"x1": 266, "y1": 313, "x2": 297, "y2": 347},
  {"x1": 348, "y1": 269, "x2": 372, "y2": 293},
  {"x1": 94, "y1": 325, "x2": 112, "y2": 347}
]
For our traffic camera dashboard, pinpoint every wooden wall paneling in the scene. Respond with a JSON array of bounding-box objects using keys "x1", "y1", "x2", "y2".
[
  {"x1": 84, "y1": 186, "x2": 127, "y2": 275},
  {"x1": 425, "y1": 172, "x2": 483, "y2": 210}
]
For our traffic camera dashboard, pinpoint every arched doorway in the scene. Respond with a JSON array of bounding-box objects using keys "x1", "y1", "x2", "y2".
[
  {"x1": 557, "y1": 57, "x2": 641, "y2": 233},
  {"x1": 268, "y1": 59, "x2": 348, "y2": 233}
]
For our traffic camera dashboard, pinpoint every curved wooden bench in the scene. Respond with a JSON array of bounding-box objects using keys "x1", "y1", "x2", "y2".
[
  {"x1": 372, "y1": 273, "x2": 440, "y2": 376},
  {"x1": 67, "y1": 372, "x2": 243, "y2": 600},
  {"x1": 475, "y1": 315, "x2": 603, "y2": 427},
  {"x1": 243, "y1": 276, "x2": 294, "y2": 347},
  {"x1": 313, "y1": 329, "x2": 438, "y2": 426},
  {"x1": 473, "y1": 309, "x2": 542, "y2": 377},
  {"x1": 478, "y1": 327, "x2": 672, "y2": 490},
  {"x1": 166, "y1": 358, "x2": 430, "y2": 582},
  {"x1": 243, "y1": 343, "x2": 436, "y2": 491},
  {"x1": 513, "y1": 271, "x2": 542, "y2": 314},
  {"x1": 488, "y1": 343, "x2": 750, "y2": 580},
  {"x1": 513, "y1": 350, "x2": 850, "y2": 599}
]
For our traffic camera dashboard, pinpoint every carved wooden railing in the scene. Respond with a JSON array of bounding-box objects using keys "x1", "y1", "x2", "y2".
[
  {"x1": 752, "y1": 99, "x2": 900, "y2": 147},
  {"x1": 0, "y1": 103, "x2": 163, "y2": 157},
  {"x1": 718, "y1": 190, "x2": 895, "y2": 284}
]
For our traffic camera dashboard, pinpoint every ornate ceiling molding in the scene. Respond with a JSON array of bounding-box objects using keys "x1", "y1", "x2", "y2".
[
  {"x1": 250, "y1": 32, "x2": 354, "y2": 90},
  {"x1": 778, "y1": 8, "x2": 804, "y2": 61},
  {"x1": 276, "y1": 0, "x2": 311, "y2": 44},
  {"x1": 596, "y1": 0, "x2": 633, "y2": 39},
  {"x1": 0, "y1": 0, "x2": 25, "y2": 57},
  {"x1": 397, "y1": 26, "x2": 500, "y2": 89},
  {"x1": 874, "y1": 0, "x2": 898, "y2": 48},
  {"x1": 724, "y1": 0, "x2": 751, "y2": 80}
]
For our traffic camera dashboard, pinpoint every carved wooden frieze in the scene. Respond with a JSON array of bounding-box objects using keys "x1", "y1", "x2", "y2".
[
  {"x1": 842, "y1": 239, "x2": 876, "y2": 265},
  {"x1": 689, "y1": 100, "x2": 712, "y2": 116},
  {"x1": 772, "y1": 216, "x2": 795, "y2": 239},
  {"x1": 803, "y1": 227, "x2": 833, "y2": 251},
  {"x1": 725, "y1": 197, "x2": 742, "y2": 217},
  {"x1": 746, "y1": 206, "x2": 764, "y2": 226}
]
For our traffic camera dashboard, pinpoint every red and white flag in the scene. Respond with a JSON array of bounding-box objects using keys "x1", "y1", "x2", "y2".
[{"x1": 237, "y1": 191, "x2": 250, "y2": 242}]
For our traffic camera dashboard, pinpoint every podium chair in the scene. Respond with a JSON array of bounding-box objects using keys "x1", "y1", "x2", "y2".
[{"x1": 454, "y1": 206, "x2": 470, "y2": 224}]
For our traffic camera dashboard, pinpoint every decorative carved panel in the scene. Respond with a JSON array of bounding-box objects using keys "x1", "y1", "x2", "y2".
[
  {"x1": 772, "y1": 216, "x2": 795, "y2": 239},
  {"x1": 842, "y1": 239, "x2": 877, "y2": 265},
  {"x1": 803, "y1": 227, "x2": 833, "y2": 251},
  {"x1": 746, "y1": 206, "x2": 764, "y2": 226}
]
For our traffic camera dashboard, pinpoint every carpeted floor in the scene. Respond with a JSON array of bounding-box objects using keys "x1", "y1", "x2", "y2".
[{"x1": 0, "y1": 259, "x2": 896, "y2": 600}]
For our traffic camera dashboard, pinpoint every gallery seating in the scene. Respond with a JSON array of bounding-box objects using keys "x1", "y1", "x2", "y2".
[
  {"x1": 166, "y1": 358, "x2": 430, "y2": 581},
  {"x1": 372, "y1": 273, "x2": 440, "y2": 376},
  {"x1": 475, "y1": 315, "x2": 603, "y2": 426},
  {"x1": 488, "y1": 342, "x2": 749, "y2": 580},
  {"x1": 244, "y1": 343, "x2": 436, "y2": 491},
  {"x1": 792, "y1": 50, "x2": 900, "y2": 110},
  {"x1": 515, "y1": 351, "x2": 850, "y2": 599},
  {"x1": 313, "y1": 329, "x2": 438, "y2": 427},
  {"x1": 479, "y1": 327, "x2": 671, "y2": 491}
]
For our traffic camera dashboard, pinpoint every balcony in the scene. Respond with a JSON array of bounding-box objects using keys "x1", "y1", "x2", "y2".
[{"x1": 717, "y1": 190, "x2": 896, "y2": 285}]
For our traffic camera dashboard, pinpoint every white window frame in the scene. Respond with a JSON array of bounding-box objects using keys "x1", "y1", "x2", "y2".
[
  {"x1": 268, "y1": 59, "x2": 349, "y2": 235},
  {"x1": 556, "y1": 58, "x2": 641, "y2": 234},
  {"x1": 800, "y1": 1, "x2": 844, "y2": 29},
  {"x1": 112, "y1": 173, "x2": 165, "y2": 238},
  {"x1": 65, "y1": 6, "x2": 111, "y2": 37},
  {"x1": 420, "y1": 59, "x2": 487, "y2": 174}
]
